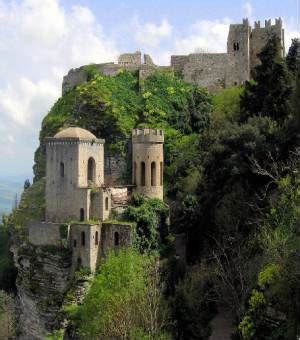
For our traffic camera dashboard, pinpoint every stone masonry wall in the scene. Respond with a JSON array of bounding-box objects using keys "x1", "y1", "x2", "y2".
[{"x1": 101, "y1": 222, "x2": 133, "y2": 258}]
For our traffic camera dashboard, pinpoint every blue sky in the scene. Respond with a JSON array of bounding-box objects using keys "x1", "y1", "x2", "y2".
[{"x1": 0, "y1": 0, "x2": 299, "y2": 179}]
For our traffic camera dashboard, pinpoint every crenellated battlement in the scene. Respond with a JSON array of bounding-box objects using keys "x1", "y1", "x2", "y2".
[
  {"x1": 132, "y1": 128, "x2": 164, "y2": 143},
  {"x1": 254, "y1": 17, "x2": 283, "y2": 29}
]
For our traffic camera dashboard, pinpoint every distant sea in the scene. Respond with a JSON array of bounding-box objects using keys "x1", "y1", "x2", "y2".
[{"x1": 0, "y1": 174, "x2": 31, "y2": 221}]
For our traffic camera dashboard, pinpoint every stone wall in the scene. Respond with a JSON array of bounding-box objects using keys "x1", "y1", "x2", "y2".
[
  {"x1": 70, "y1": 224, "x2": 101, "y2": 272},
  {"x1": 101, "y1": 222, "x2": 133, "y2": 258},
  {"x1": 28, "y1": 221, "x2": 65, "y2": 246},
  {"x1": 90, "y1": 189, "x2": 111, "y2": 221},
  {"x1": 250, "y1": 18, "x2": 285, "y2": 73},
  {"x1": 104, "y1": 153, "x2": 127, "y2": 186},
  {"x1": 45, "y1": 139, "x2": 104, "y2": 222}
]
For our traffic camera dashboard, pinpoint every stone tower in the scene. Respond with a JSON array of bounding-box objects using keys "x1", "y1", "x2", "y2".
[
  {"x1": 45, "y1": 127, "x2": 110, "y2": 222},
  {"x1": 250, "y1": 18, "x2": 285, "y2": 74},
  {"x1": 132, "y1": 128, "x2": 164, "y2": 200},
  {"x1": 227, "y1": 18, "x2": 251, "y2": 85}
]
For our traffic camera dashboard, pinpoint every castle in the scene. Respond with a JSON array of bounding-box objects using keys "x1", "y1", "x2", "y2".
[
  {"x1": 28, "y1": 127, "x2": 164, "y2": 272},
  {"x1": 62, "y1": 18, "x2": 285, "y2": 94}
]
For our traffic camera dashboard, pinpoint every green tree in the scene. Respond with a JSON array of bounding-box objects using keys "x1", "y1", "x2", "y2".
[
  {"x1": 69, "y1": 248, "x2": 170, "y2": 339},
  {"x1": 240, "y1": 35, "x2": 293, "y2": 124}
]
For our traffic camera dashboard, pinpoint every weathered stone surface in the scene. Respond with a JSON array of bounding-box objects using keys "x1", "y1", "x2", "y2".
[{"x1": 12, "y1": 243, "x2": 72, "y2": 339}]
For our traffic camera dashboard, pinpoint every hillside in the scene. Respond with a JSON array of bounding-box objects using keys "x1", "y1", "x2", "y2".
[{"x1": 2, "y1": 37, "x2": 300, "y2": 339}]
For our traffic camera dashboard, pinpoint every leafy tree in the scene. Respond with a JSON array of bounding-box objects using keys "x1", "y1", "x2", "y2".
[
  {"x1": 124, "y1": 194, "x2": 169, "y2": 252},
  {"x1": 69, "y1": 248, "x2": 170, "y2": 339}
]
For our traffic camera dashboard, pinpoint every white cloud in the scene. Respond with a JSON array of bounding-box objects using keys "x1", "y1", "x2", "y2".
[
  {"x1": 243, "y1": 2, "x2": 253, "y2": 19},
  {"x1": 0, "y1": 0, "x2": 119, "y2": 176},
  {"x1": 134, "y1": 17, "x2": 173, "y2": 47},
  {"x1": 174, "y1": 18, "x2": 231, "y2": 54}
]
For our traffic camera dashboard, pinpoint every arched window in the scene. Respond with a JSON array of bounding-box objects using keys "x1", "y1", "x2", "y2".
[
  {"x1": 114, "y1": 232, "x2": 120, "y2": 246},
  {"x1": 160, "y1": 162, "x2": 163, "y2": 186},
  {"x1": 60, "y1": 162, "x2": 64, "y2": 178},
  {"x1": 105, "y1": 197, "x2": 109, "y2": 210},
  {"x1": 73, "y1": 239, "x2": 77, "y2": 248},
  {"x1": 80, "y1": 208, "x2": 85, "y2": 222},
  {"x1": 133, "y1": 162, "x2": 137, "y2": 185},
  {"x1": 141, "y1": 162, "x2": 146, "y2": 186},
  {"x1": 87, "y1": 157, "x2": 96, "y2": 183},
  {"x1": 81, "y1": 231, "x2": 85, "y2": 246},
  {"x1": 151, "y1": 162, "x2": 156, "y2": 186},
  {"x1": 95, "y1": 231, "x2": 99, "y2": 245},
  {"x1": 237, "y1": 42, "x2": 240, "y2": 51}
]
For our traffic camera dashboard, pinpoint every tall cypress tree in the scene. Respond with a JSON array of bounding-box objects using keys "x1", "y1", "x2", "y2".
[{"x1": 240, "y1": 35, "x2": 293, "y2": 124}]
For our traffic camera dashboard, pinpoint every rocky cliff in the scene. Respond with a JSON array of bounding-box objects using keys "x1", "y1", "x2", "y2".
[{"x1": 12, "y1": 241, "x2": 72, "y2": 339}]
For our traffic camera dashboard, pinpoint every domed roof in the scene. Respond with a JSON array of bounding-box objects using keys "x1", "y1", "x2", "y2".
[{"x1": 54, "y1": 127, "x2": 97, "y2": 140}]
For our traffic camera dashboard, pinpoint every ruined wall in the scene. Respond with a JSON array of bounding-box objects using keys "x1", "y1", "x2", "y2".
[
  {"x1": 104, "y1": 153, "x2": 127, "y2": 186},
  {"x1": 101, "y1": 222, "x2": 133, "y2": 258},
  {"x1": 62, "y1": 53, "x2": 161, "y2": 95},
  {"x1": 28, "y1": 222, "x2": 65, "y2": 246},
  {"x1": 118, "y1": 51, "x2": 142, "y2": 65}
]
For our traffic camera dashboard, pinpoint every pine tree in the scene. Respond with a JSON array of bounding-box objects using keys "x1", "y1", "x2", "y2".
[
  {"x1": 23, "y1": 179, "x2": 30, "y2": 190},
  {"x1": 240, "y1": 35, "x2": 293, "y2": 124}
]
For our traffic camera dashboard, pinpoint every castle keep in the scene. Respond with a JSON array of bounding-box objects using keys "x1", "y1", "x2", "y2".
[
  {"x1": 29, "y1": 127, "x2": 164, "y2": 272},
  {"x1": 171, "y1": 18, "x2": 285, "y2": 92},
  {"x1": 62, "y1": 18, "x2": 285, "y2": 94}
]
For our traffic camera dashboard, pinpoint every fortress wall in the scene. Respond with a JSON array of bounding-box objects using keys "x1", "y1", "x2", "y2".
[
  {"x1": 28, "y1": 221, "x2": 63, "y2": 246},
  {"x1": 171, "y1": 55, "x2": 189, "y2": 73},
  {"x1": 181, "y1": 53, "x2": 231, "y2": 92}
]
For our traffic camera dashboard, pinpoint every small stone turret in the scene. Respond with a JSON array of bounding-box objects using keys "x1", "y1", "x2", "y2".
[{"x1": 132, "y1": 128, "x2": 164, "y2": 200}]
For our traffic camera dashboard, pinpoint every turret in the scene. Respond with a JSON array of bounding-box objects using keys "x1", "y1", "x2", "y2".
[{"x1": 132, "y1": 128, "x2": 164, "y2": 200}]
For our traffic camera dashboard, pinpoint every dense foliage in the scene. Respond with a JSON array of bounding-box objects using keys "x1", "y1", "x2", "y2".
[{"x1": 68, "y1": 248, "x2": 170, "y2": 339}]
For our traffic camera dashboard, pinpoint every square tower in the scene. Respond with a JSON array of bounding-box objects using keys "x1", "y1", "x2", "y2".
[{"x1": 45, "y1": 127, "x2": 107, "y2": 222}]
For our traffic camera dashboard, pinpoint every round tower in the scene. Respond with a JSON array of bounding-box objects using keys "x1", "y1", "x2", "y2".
[{"x1": 132, "y1": 128, "x2": 164, "y2": 200}]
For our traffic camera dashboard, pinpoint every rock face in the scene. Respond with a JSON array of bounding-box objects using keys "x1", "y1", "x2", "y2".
[{"x1": 12, "y1": 242, "x2": 72, "y2": 339}]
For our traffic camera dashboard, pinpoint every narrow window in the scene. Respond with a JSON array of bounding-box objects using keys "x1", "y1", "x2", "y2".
[
  {"x1": 81, "y1": 231, "x2": 85, "y2": 246},
  {"x1": 133, "y1": 161, "x2": 137, "y2": 185},
  {"x1": 60, "y1": 162, "x2": 64, "y2": 178},
  {"x1": 141, "y1": 162, "x2": 146, "y2": 186},
  {"x1": 80, "y1": 208, "x2": 85, "y2": 221},
  {"x1": 105, "y1": 197, "x2": 109, "y2": 211},
  {"x1": 114, "y1": 232, "x2": 120, "y2": 246},
  {"x1": 95, "y1": 231, "x2": 99, "y2": 245},
  {"x1": 77, "y1": 257, "x2": 82, "y2": 267},
  {"x1": 160, "y1": 162, "x2": 163, "y2": 186},
  {"x1": 237, "y1": 42, "x2": 240, "y2": 51},
  {"x1": 151, "y1": 162, "x2": 156, "y2": 186},
  {"x1": 73, "y1": 239, "x2": 77, "y2": 248},
  {"x1": 87, "y1": 157, "x2": 96, "y2": 183}
]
